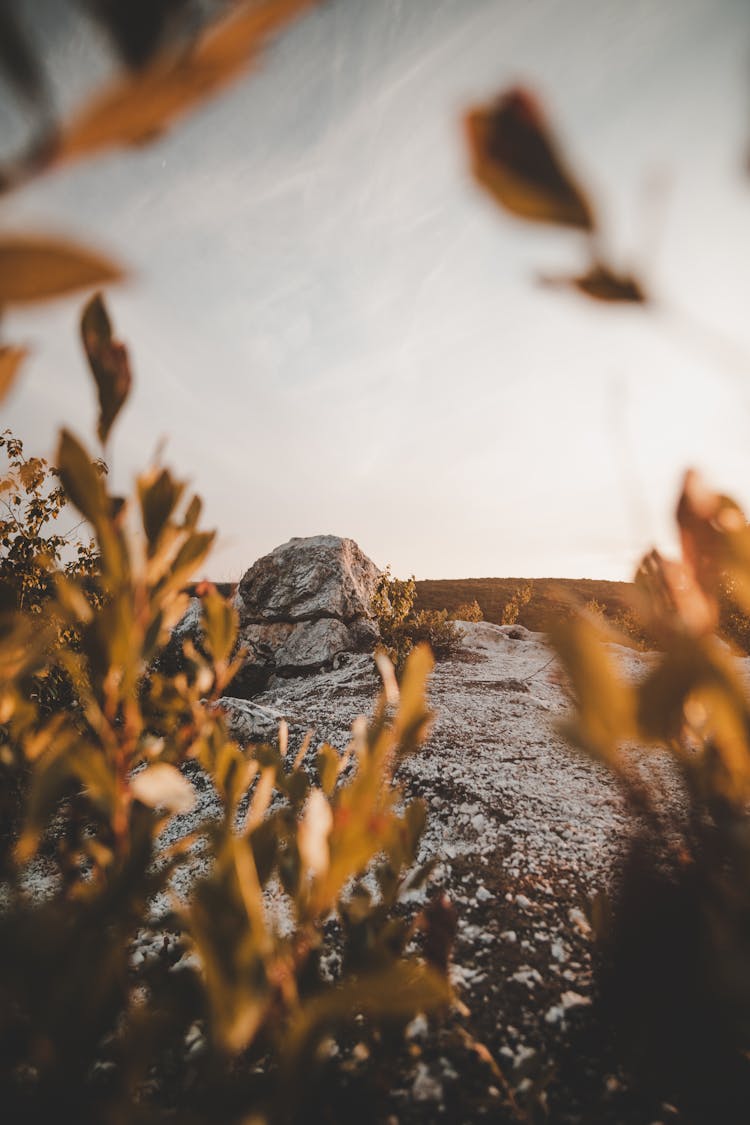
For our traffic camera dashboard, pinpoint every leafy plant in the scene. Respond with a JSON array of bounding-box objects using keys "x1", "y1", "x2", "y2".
[
  {"x1": 372, "y1": 567, "x2": 462, "y2": 672},
  {"x1": 0, "y1": 0, "x2": 316, "y2": 393},
  {"x1": 0, "y1": 298, "x2": 452, "y2": 1124},
  {"x1": 0, "y1": 429, "x2": 102, "y2": 616},
  {"x1": 449, "y1": 600, "x2": 483, "y2": 623},
  {"x1": 464, "y1": 86, "x2": 647, "y2": 304},
  {"x1": 500, "y1": 582, "x2": 532, "y2": 626},
  {"x1": 552, "y1": 473, "x2": 750, "y2": 1119}
]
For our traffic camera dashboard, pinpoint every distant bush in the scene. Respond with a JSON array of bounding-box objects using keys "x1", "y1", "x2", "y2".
[
  {"x1": 584, "y1": 596, "x2": 651, "y2": 651},
  {"x1": 372, "y1": 567, "x2": 462, "y2": 671},
  {"x1": 0, "y1": 429, "x2": 102, "y2": 616},
  {"x1": 449, "y1": 599, "x2": 483, "y2": 622},
  {"x1": 500, "y1": 582, "x2": 532, "y2": 626}
]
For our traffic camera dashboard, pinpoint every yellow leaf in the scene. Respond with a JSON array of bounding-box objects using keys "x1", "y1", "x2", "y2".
[
  {"x1": 394, "y1": 643, "x2": 434, "y2": 753},
  {"x1": 56, "y1": 0, "x2": 314, "y2": 163},
  {"x1": 551, "y1": 615, "x2": 635, "y2": 767},
  {"x1": 0, "y1": 235, "x2": 123, "y2": 305},
  {"x1": 0, "y1": 345, "x2": 27, "y2": 401},
  {"x1": 130, "y1": 762, "x2": 195, "y2": 814},
  {"x1": 298, "y1": 789, "x2": 333, "y2": 878}
]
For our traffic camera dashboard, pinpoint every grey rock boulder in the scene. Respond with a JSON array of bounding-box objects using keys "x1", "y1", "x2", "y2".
[
  {"x1": 167, "y1": 536, "x2": 382, "y2": 698},
  {"x1": 238, "y1": 535, "x2": 379, "y2": 625},
  {"x1": 229, "y1": 535, "x2": 381, "y2": 687}
]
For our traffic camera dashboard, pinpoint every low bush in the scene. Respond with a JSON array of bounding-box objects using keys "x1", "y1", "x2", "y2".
[
  {"x1": 372, "y1": 568, "x2": 462, "y2": 671},
  {"x1": 500, "y1": 583, "x2": 532, "y2": 626},
  {"x1": 449, "y1": 599, "x2": 483, "y2": 623}
]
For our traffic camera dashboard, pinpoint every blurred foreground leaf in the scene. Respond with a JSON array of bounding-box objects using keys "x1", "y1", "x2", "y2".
[
  {"x1": 87, "y1": 0, "x2": 193, "y2": 71},
  {"x1": 81, "y1": 293, "x2": 133, "y2": 444},
  {"x1": 465, "y1": 86, "x2": 595, "y2": 230},
  {"x1": 541, "y1": 263, "x2": 648, "y2": 304},
  {"x1": 0, "y1": 234, "x2": 123, "y2": 305},
  {"x1": 0, "y1": 346, "x2": 27, "y2": 401},
  {"x1": 56, "y1": 0, "x2": 314, "y2": 162}
]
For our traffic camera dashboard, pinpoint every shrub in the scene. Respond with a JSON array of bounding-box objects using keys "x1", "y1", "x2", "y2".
[
  {"x1": 500, "y1": 582, "x2": 532, "y2": 626},
  {"x1": 372, "y1": 567, "x2": 461, "y2": 671},
  {"x1": 0, "y1": 298, "x2": 452, "y2": 1124},
  {"x1": 584, "y1": 597, "x2": 651, "y2": 651},
  {"x1": 553, "y1": 472, "x2": 750, "y2": 1120},
  {"x1": 0, "y1": 429, "x2": 102, "y2": 615},
  {"x1": 449, "y1": 600, "x2": 483, "y2": 623}
]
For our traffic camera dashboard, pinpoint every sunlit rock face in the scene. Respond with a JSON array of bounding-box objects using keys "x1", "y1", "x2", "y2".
[
  {"x1": 229, "y1": 535, "x2": 381, "y2": 694},
  {"x1": 237, "y1": 535, "x2": 380, "y2": 625}
]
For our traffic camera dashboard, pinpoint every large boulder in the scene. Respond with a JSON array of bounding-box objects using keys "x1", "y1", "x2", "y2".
[
  {"x1": 232, "y1": 536, "x2": 380, "y2": 686},
  {"x1": 166, "y1": 536, "x2": 382, "y2": 697},
  {"x1": 238, "y1": 535, "x2": 379, "y2": 624}
]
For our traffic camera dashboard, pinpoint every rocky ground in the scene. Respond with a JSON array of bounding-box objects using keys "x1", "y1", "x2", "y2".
[{"x1": 214, "y1": 620, "x2": 684, "y2": 1124}]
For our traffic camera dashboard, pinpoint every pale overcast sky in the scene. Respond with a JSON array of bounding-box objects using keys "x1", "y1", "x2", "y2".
[{"x1": 3, "y1": 0, "x2": 750, "y2": 580}]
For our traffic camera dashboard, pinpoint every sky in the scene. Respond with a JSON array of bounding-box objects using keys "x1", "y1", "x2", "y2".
[{"x1": 3, "y1": 0, "x2": 750, "y2": 581}]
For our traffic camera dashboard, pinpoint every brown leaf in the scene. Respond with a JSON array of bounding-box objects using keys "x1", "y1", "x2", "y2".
[
  {"x1": 0, "y1": 346, "x2": 27, "y2": 402},
  {"x1": 465, "y1": 86, "x2": 595, "y2": 231},
  {"x1": 568, "y1": 263, "x2": 647, "y2": 303},
  {"x1": 56, "y1": 0, "x2": 313, "y2": 163},
  {"x1": 81, "y1": 292, "x2": 133, "y2": 443},
  {"x1": 0, "y1": 235, "x2": 123, "y2": 305}
]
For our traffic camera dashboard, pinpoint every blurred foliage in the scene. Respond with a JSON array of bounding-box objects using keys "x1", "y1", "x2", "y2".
[
  {"x1": 553, "y1": 473, "x2": 750, "y2": 1120},
  {"x1": 372, "y1": 567, "x2": 462, "y2": 673},
  {"x1": 464, "y1": 85, "x2": 647, "y2": 304},
  {"x1": 719, "y1": 573, "x2": 750, "y2": 655},
  {"x1": 584, "y1": 596, "x2": 651, "y2": 652},
  {"x1": 0, "y1": 428, "x2": 101, "y2": 616},
  {"x1": 0, "y1": 297, "x2": 452, "y2": 1124},
  {"x1": 0, "y1": 0, "x2": 315, "y2": 386}
]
